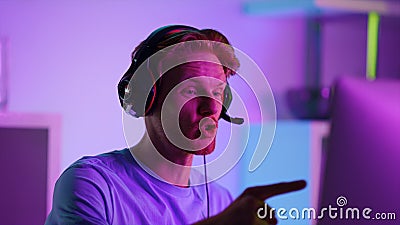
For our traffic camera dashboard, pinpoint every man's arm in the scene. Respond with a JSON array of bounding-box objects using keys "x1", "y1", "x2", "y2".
[{"x1": 193, "y1": 180, "x2": 307, "y2": 225}]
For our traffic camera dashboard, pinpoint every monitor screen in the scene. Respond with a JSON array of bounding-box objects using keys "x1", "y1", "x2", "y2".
[{"x1": 317, "y1": 76, "x2": 400, "y2": 224}]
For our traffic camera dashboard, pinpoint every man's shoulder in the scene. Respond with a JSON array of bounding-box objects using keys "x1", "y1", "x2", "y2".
[
  {"x1": 46, "y1": 150, "x2": 131, "y2": 225},
  {"x1": 70, "y1": 148, "x2": 129, "y2": 169},
  {"x1": 59, "y1": 148, "x2": 132, "y2": 182}
]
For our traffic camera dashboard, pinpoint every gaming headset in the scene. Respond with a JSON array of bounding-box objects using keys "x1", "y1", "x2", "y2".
[{"x1": 117, "y1": 25, "x2": 244, "y2": 125}]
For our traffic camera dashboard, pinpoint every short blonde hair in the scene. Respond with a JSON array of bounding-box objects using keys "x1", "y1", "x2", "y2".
[{"x1": 132, "y1": 28, "x2": 240, "y2": 78}]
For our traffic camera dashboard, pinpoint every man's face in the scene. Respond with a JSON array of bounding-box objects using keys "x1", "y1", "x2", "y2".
[{"x1": 155, "y1": 53, "x2": 226, "y2": 155}]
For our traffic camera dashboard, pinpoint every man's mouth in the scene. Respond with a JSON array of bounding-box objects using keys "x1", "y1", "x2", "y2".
[
  {"x1": 204, "y1": 123, "x2": 216, "y2": 131},
  {"x1": 198, "y1": 118, "x2": 218, "y2": 138}
]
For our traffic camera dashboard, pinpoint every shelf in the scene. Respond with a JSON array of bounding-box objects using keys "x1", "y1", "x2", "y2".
[{"x1": 243, "y1": 0, "x2": 400, "y2": 16}]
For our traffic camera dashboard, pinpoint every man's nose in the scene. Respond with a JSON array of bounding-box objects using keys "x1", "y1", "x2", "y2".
[{"x1": 197, "y1": 96, "x2": 219, "y2": 117}]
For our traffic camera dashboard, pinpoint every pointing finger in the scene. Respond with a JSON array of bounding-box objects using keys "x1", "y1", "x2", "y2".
[{"x1": 244, "y1": 180, "x2": 306, "y2": 200}]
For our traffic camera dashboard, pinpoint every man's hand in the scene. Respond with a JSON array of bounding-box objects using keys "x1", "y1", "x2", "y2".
[{"x1": 194, "y1": 180, "x2": 307, "y2": 225}]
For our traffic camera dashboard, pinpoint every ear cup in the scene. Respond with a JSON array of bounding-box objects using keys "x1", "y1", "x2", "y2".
[
  {"x1": 118, "y1": 65, "x2": 157, "y2": 117},
  {"x1": 118, "y1": 25, "x2": 200, "y2": 117}
]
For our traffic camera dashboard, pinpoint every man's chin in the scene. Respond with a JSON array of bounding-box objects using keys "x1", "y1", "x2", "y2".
[
  {"x1": 183, "y1": 139, "x2": 216, "y2": 155},
  {"x1": 192, "y1": 147, "x2": 214, "y2": 155}
]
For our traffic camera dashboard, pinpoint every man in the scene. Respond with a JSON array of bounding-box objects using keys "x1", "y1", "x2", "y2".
[{"x1": 45, "y1": 25, "x2": 306, "y2": 225}]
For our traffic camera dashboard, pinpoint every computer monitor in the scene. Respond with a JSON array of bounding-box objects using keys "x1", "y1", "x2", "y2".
[{"x1": 317, "y1": 76, "x2": 400, "y2": 224}]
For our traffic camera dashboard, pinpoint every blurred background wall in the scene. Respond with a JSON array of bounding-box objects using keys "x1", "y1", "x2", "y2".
[{"x1": 0, "y1": 0, "x2": 308, "y2": 169}]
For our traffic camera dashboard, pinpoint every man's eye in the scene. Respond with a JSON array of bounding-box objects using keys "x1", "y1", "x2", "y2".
[
  {"x1": 213, "y1": 91, "x2": 223, "y2": 97},
  {"x1": 213, "y1": 88, "x2": 224, "y2": 98},
  {"x1": 182, "y1": 87, "x2": 197, "y2": 97}
]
